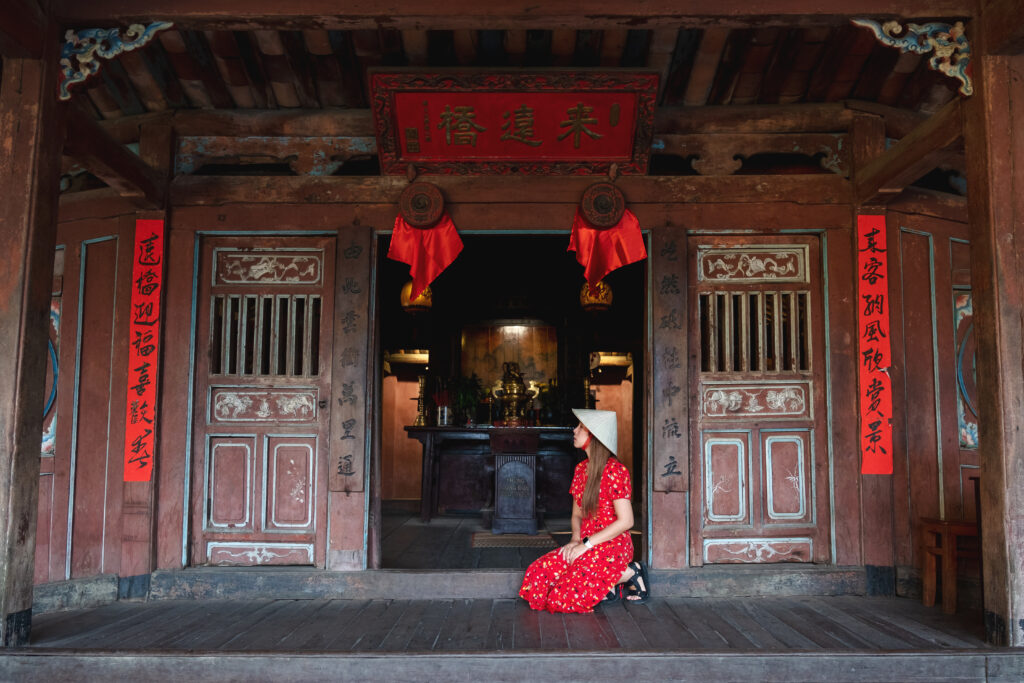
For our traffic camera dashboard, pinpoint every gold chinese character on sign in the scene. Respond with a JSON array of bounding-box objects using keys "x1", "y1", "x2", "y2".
[
  {"x1": 558, "y1": 102, "x2": 602, "y2": 149},
  {"x1": 438, "y1": 105, "x2": 486, "y2": 146},
  {"x1": 500, "y1": 104, "x2": 542, "y2": 147}
]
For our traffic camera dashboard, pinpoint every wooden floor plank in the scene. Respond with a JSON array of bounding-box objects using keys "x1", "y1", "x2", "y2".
[
  {"x1": 237, "y1": 599, "x2": 327, "y2": 651},
  {"x1": 564, "y1": 611, "x2": 620, "y2": 650},
  {"x1": 740, "y1": 600, "x2": 823, "y2": 649},
  {"x1": 111, "y1": 601, "x2": 216, "y2": 649},
  {"x1": 537, "y1": 609, "x2": 569, "y2": 650},
  {"x1": 598, "y1": 600, "x2": 650, "y2": 649},
  {"x1": 258, "y1": 599, "x2": 365, "y2": 651},
  {"x1": 46, "y1": 602, "x2": 182, "y2": 648},
  {"x1": 376, "y1": 599, "x2": 433, "y2": 651},
  {"x1": 211, "y1": 600, "x2": 296, "y2": 650},
  {"x1": 834, "y1": 596, "x2": 980, "y2": 648},
  {"x1": 326, "y1": 599, "x2": 403, "y2": 651},
  {"x1": 155, "y1": 599, "x2": 275, "y2": 650},
  {"x1": 485, "y1": 598, "x2": 516, "y2": 650},
  {"x1": 512, "y1": 599, "x2": 543, "y2": 650},
  {"x1": 352, "y1": 600, "x2": 412, "y2": 652},
  {"x1": 435, "y1": 598, "x2": 493, "y2": 651},
  {"x1": 30, "y1": 603, "x2": 138, "y2": 645},
  {"x1": 405, "y1": 599, "x2": 454, "y2": 651},
  {"x1": 757, "y1": 598, "x2": 852, "y2": 649},
  {"x1": 712, "y1": 599, "x2": 790, "y2": 649},
  {"x1": 625, "y1": 600, "x2": 701, "y2": 649},
  {"x1": 801, "y1": 597, "x2": 920, "y2": 650},
  {"x1": 667, "y1": 598, "x2": 755, "y2": 650}
]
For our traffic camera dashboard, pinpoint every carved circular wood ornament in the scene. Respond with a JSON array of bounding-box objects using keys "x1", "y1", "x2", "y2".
[
  {"x1": 399, "y1": 182, "x2": 445, "y2": 228},
  {"x1": 580, "y1": 182, "x2": 625, "y2": 228}
]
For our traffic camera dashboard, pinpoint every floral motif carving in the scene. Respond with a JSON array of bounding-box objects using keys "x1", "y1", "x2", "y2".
[
  {"x1": 706, "y1": 539, "x2": 811, "y2": 563},
  {"x1": 212, "y1": 389, "x2": 318, "y2": 422},
  {"x1": 703, "y1": 385, "x2": 809, "y2": 418},
  {"x1": 216, "y1": 252, "x2": 322, "y2": 285}
]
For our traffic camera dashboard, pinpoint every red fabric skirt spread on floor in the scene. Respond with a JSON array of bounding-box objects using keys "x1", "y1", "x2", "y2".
[{"x1": 519, "y1": 457, "x2": 633, "y2": 613}]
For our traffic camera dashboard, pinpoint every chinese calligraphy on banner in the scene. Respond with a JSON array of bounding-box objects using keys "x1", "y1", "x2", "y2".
[
  {"x1": 370, "y1": 71, "x2": 658, "y2": 175},
  {"x1": 123, "y1": 219, "x2": 164, "y2": 482},
  {"x1": 857, "y1": 215, "x2": 893, "y2": 474}
]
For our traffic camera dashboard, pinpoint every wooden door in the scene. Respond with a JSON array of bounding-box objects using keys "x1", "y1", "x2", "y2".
[
  {"x1": 191, "y1": 236, "x2": 335, "y2": 566},
  {"x1": 688, "y1": 235, "x2": 830, "y2": 564}
]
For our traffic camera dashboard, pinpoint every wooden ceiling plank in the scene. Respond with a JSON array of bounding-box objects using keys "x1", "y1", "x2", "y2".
[
  {"x1": 452, "y1": 29, "x2": 477, "y2": 65},
  {"x1": 573, "y1": 29, "x2": 603, "y2": 67},
  {"x1": 730, "y1": 28, "x2": 780, "y2": 104},
  {"x1": 804, "y1": 27, "x2": 852, "y2": 102},
  {"x1": 99, "y1": 58, "x2": 147, "y2": 116},
  {"x1": 683, "y1": 28, "x2": 729, "y2": 106},
  {"x1": 706, "y1": 29, "x2": 751, "y2": 105},
  {"x1": 254, "y1": 30, "x2": 302, "y2": 107},
  {"x1": 305, "y1": 31, "x2": 346, "y2": 106},
  {"x1": 64, "y1": 104, "x2": 166, "y2": 208},
  {"x1": 118, "y1": 50, "x2": 169, "y2": 112},
  {"x1": 550, "y1": 29, "x2": 576, "y2": 66},
  {"x1": 599, "y1": 29, "x2": 628, "y2": 67},
  {"x1": 328, "y1": 30, "x2": 367, "y2": 107},
  {"x1": 875, "y1": 51, "x2": 921, "y2": 106},
  {"x1": 51, "y1": 1, "x2": 977, "y2": 30},
  {"x1": 895, "y1": 54, "x2": 942, "y2": 112},
  {"x1": 823, "y1": 26, "x2": 877, "y2": 101},
  {"x1": 850, "y1": 43, "x2": 901, "y2": 102},
  {"x1": 180, "y1": 29, "x2": 237, "y2": 108},
  {"x1": 646, "y1": 28, "x2": 678, "y2": 103},
  {"x1": 205, "y1": 30, "x2": 258, "y2": 108},
  {"x1": 280, "y1": 30, "x2": 321, "y2": 107},
  {"x1": 140, "y1": 38, "x2": 191, "y2": 109},
  {"x1": 86, "y1": 83, "x2": 125, "y2": 120},
  {"x1": 854, "y1": 96, "x2": 963, "y2": 205},
  {"x1": 660, "y1": 29, "x2": 701, "y2": 106},
  {"x1": 758, "y1": 28, "x2": 804, "y2": 104},
  {"x1": 401, "y1": 29, "x2": 430, "y2": 65}
]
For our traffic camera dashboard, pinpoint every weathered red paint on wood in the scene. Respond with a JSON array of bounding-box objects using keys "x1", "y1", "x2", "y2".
[{"x1": 651, "y1": 224, "x2": 686, "y2": 493}]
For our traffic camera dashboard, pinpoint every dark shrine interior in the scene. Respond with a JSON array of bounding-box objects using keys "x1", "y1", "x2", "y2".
[{"x1": 377, "y1": 233, "x2": 647, "y2": 568}]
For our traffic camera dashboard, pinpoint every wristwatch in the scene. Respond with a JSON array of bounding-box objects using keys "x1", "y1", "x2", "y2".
[{"x1": 582, "y1": 536, "x2": 594, "y2": 549}]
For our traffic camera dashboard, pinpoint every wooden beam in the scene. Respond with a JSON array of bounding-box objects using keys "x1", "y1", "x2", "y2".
[
  {"x1": 169, "y1": 173, "x2": 852, "y2": 206},
  {"x1": 854, "y1": 96, "x2": 963, "y2": 205},
  {"x1": 656, "y1": 103, "x2": 853, "y2": 134},
  {"x1": 979, "y1": 0, "x2": 1024, "y2": 55},
  {"x1": 63, "y1": 105, "x2": 167, "y2": 209},
  {"x1": 0, "y1": 1, "x2": 46, "y2": 58},
  {"x1": 52, "y1": 0, "x2": 975, "y2": 31}
]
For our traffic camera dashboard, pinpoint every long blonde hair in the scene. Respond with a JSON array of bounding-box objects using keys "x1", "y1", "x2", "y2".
[{"x1": 581, "y1": 439, "x2": 613, "y2": 518}]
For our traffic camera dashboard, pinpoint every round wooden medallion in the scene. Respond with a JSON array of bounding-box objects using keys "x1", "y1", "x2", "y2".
[
  {"x1": 399, "y1": 182, "x2": 445, "y2": 228},
  {"x1": 580, "y1": 182, "x2": 625, "y2": 228}
]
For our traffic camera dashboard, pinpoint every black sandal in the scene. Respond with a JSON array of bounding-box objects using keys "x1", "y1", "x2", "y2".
[
  {"x1": 623, "y1": 561, "x2": 650, "y2": 603},
  {"x1": 601, "y1": 585, "x2": 620, "y2": 603}
]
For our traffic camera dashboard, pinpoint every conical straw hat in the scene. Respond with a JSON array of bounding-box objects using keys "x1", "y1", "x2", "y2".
[{"x1": 571, "y1": 408, "x2": 617, "y2": 455}]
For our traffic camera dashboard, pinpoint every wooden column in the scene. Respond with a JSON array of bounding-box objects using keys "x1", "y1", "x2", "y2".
[
  {"x1": 963, "y1": 49, "x2": 1024, "y2": 646},
  {"x1": 0, "y1": 49, "x2": 63, "y2": 645},
  {"x1": 850, "y1": 113, "x2": 896, "y2": 593}
]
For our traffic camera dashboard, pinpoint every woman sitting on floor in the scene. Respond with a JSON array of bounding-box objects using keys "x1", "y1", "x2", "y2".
[{"x1": 519, "y1": 408, "x2": 649, "y2": 613}]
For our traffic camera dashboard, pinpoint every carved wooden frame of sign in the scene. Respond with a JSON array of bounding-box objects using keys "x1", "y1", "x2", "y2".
[
  {"x1": 369, "y1": 70, "x2": 658, "y2": 176},
  {"x1": 329, "y1": 228, "x2": 373, "y2": 492},
  {"x1": 652, "y1": 224, "x2": 688, "y2": 492}
]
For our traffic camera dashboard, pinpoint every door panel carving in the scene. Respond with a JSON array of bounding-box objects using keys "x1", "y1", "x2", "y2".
[
  {"x1": 689, "y1": 235, "x2": 829, "y2": 564},
  {"x1": 192, "y1": 236, "x2": 334, "y2": 567}
]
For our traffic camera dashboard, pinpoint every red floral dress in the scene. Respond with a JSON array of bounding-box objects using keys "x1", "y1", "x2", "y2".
[{"x1": 518, "y1": 457, "x2": 633, "y2": 613}]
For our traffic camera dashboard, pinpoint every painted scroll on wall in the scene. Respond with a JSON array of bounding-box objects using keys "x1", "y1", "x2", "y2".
[
  {"x1": 857, "y1": 215, "x2": 893, "y2": 474},
  {"x1": 123, "y1": 219, "x2": 164, "y2": 482}
]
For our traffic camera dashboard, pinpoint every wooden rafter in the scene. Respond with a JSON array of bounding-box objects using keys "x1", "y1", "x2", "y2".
[
  {"x1": 63, "y1": 104, "x2": 168, "y2": 208},
  {"x1": 52, "y1": 1, "x2": 975, "y2": 30},
  {"x1": 0, "y1": 0, "x2": 47, "y2": 59},
  {"x1": 854, "y1": 96, "x2": 963, "y2": 205}
]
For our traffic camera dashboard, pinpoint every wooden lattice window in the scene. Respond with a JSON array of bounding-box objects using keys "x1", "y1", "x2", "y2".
[
  {"x1": 699, "y1": 290, "x2": 811, "y2": 374},
  {"x1": 210, "y1": 294, "x2": 322, "y2": 377}
]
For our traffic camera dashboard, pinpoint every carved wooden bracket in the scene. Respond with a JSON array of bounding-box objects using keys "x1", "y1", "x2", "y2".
[
  {"x1": 852, "y1": 19, "x2": 972, "y2": 96},
  {"x1": 59, "y1": 22, "x2": 173, "y2": 100},
  {"x1": 653, "y1": 133, "x2": 850, "y2": 177}
]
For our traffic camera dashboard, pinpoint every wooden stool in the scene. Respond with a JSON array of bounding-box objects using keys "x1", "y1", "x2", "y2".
[{"x1": 920, "y1": 518, "x2": 980, "y2": 614}]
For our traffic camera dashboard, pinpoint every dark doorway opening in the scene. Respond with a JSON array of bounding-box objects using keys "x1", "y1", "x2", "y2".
[{"x1": 377, "y1": 233, "x2": 646, "y2": 569}]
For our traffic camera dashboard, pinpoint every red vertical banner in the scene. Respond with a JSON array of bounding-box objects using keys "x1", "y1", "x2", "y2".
[
  {"x1": 857, "y1": 215, "x2": 893, "y2": 474},
  {"x1": 123, "y1": 219, "x2": 164, "y2": 482}
]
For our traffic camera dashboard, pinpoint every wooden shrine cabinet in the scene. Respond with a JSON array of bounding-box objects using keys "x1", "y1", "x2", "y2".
[{"x1": 491, "y1": 429, "x2": 541, "y2": 534}]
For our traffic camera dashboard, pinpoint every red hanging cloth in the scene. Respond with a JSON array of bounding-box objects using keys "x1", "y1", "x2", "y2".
[
  {"x1": 567, "y1": 207, "x2": 647, "y2": 294},
  {"x1": 387, "y1": 212, "x2": 463, "y2": 300}
]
